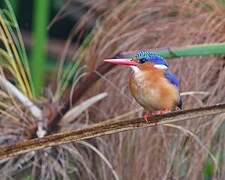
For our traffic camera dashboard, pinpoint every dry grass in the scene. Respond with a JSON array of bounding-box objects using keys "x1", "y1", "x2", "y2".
[
  {"x1": 66, "y1": 0, "x2": 225, "y2": 179},
  {"x1": 1, "y1": 0, "x2": 225, "y2": 179}
]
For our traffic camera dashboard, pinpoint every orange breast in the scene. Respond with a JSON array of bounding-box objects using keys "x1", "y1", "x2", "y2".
[{"x1": 129, "y1": 63, "x2": 179, "y2": 111}]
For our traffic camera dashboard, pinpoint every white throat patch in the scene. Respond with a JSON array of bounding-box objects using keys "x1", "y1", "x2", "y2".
[
  {"x1": 130, "y1": 64, "x2": 168, "y2": 73},
  {"x1": 130, "y1": 66, "x2": 140, "y2": 73},
  {"x1": 153, "y1": 64, "x2": 168, "y2": 70}
]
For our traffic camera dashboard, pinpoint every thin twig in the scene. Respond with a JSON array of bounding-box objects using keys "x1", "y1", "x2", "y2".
[{"x1": 0, "y1": 103, "x2": 225, "y2": 160}]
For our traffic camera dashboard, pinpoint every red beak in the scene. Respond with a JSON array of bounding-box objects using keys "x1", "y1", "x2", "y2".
[{"x1": 104, "y1": 59, "x2": 138, "y2": 66}]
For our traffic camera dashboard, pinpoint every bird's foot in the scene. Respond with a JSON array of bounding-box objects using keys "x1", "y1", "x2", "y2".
[
  {"x1": 144, "y1": 112, "x2": 158, "y2": 122},
  {"x1": 144, "y1": 113, "x2": 153, "y2": 122},
  {"x1": 144, "y1": 109, "x2": 171, "y2": 122}
]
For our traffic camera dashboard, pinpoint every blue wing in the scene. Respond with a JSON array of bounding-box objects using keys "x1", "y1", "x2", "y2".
[
  {"x1": 135, "y1": 51, "x2": 169, "y2": 67},
  {"x1": 164, "y1": 70, "x2": 179, "y2": 88},
  {"x1": 164, "y1": 70, "x2": 182, "y2": 109}
]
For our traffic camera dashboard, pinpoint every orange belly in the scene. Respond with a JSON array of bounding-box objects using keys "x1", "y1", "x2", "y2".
[{"x1": 129, "y1": 71, "x2": 179, "y2": 111}]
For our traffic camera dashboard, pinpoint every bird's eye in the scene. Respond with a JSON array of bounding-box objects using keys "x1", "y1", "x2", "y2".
[{"x1": 139, "y1": 58, "x2": 146, "y2": 64}]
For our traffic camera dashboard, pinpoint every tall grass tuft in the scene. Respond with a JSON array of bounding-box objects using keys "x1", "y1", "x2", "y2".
[
  {"x1": 9, "y1": 0, "x2": 17, "y2": 14},
  {"x1": 0, "y1": 1, "x2": 115, "y2": 179},
  {"x1": 0, "y1": 0, "x2": 34, "y2": 98}
]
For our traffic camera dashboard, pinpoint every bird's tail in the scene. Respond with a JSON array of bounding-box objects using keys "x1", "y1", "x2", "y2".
[{"x1": 177, "y1": 97, "x2": 183, "y2": 110}]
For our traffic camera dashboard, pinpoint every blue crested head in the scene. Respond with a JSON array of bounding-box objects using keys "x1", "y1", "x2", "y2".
[{"x1": 134, "y1": 51, "x2": 168, "y2": 67}]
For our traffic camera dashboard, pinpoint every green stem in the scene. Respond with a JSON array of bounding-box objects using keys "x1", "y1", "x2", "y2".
[
  {"x1": 121, "y1": 43, "x2": 225, "y2": 59},
  {"x1": 31, "y1": 0, "x2": 50, "y2": 97},
  {"x1": 157, "y1": 43, "x2": 225, "y2": 58}
]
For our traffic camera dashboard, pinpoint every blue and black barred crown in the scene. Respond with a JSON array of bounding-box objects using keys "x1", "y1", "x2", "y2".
[{"x1": 134, "y1": 51, "x2": 168, "y2": 67}]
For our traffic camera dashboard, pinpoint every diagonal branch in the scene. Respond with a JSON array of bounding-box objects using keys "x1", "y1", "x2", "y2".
[{"x1": 1, "y1": 103, "x2": 225, "y2": 160}]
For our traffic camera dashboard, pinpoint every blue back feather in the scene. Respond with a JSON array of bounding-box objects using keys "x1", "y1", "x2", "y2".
[
  {"x1": 164, "y1": 70, "x2": 179, "y2": 88},
  {"x1": 165, "y1": 70, "x2": 182, "y2": 108},
  {"x1": 135, "y1": 51, "x2": 168, "y2": 67}
]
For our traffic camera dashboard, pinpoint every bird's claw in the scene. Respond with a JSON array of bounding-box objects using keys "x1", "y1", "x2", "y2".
[
  {"x1": 144, "y1": 113, "x2": 152, "y2": 122},
  {"x1": 144, "y1": 109, "x2": 171, "y2": 122}
]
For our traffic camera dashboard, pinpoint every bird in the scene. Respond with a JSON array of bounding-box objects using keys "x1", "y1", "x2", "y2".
[{"x1": 104, "y1": 51, "x2": 182, "y2": 121}]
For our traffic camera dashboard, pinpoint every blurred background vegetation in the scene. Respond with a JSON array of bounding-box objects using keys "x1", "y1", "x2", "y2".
[{"x1": 1, "y1": 0, "x2": 225, "y2": 179}]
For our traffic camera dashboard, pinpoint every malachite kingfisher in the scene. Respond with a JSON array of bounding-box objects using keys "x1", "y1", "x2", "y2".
[{"x1": 104, "y1": 51, "x2": 182, "y2": 121}]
